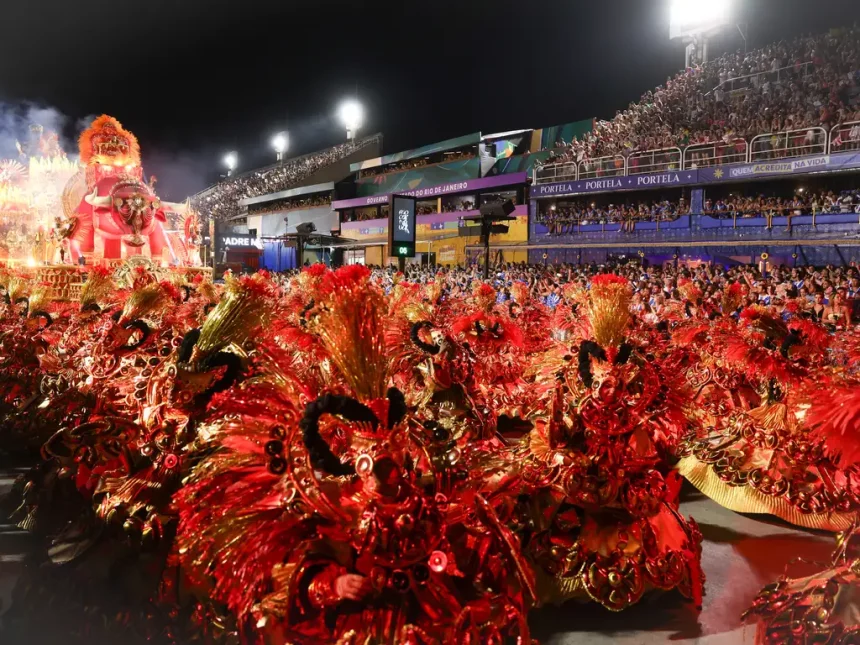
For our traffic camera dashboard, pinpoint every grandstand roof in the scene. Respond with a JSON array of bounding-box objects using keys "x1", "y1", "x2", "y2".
[
  {"x1": 238, "y1": 181, "x2": 334, "y2": 207},
  {"x1": 481, "y1": 129, "x2": 532, "y2": 141},
  {"x1": 349, "y1": 132, "x2": 481, "y2": 173},
  {"x1": 194, "y1": 133, "x2": 382, "y2": 199}
]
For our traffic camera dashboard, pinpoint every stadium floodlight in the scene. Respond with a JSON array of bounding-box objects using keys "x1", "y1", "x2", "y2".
[
  {"x1": 339, "y1": 99, "x2": 364, "y2": 140},
  {"x1": 669, "y1": 0, "x2": 732, "y2": 39},
  {"x1": 223, "y1": 152, "x2": 238, "y2": 176},
  {"x1": 272, "y1": 132, "x2": 288, "y2": 161}
]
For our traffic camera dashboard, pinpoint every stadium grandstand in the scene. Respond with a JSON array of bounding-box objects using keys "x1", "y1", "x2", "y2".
[
  {"x1": 193, "y1": 132, "x2": 383, "y2": 221},
  {"x1": 195, "y1": 133, "x2": 382, "y2": 271},
  {"x1": 535, "y1": 26, "x2": 860, "y2": 178},
  {"x1": 522, "y1": 25, "x2": 860, "y2": 267},
  {"x1": 198, "y1": 25, "x2": 860, "y2": 273}
]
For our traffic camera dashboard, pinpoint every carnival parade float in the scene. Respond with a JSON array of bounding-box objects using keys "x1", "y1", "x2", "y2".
[
  {"x1": 0, "y1": 115, "x2": 204, "y2": 301},
  {"x1": 0, "y1": 125, "x2": 79, "y2": 266}
]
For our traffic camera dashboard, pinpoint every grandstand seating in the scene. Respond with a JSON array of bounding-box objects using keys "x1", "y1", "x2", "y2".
[
  {"x1": 194, "y1": 134, "x2": 381, "y2": 221},
  {"x1": 536, "y1": 27, "x2": 860, "y2": 182}
]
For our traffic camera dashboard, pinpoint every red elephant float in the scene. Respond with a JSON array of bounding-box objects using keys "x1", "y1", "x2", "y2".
[{"x1": 61, "y1": 115, "x2": 172, "y2": 266}]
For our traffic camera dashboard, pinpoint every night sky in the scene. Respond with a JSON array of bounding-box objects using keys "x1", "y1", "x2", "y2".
[{"x1": 1, "y1": 0, "x2": 859, "y2": 201}]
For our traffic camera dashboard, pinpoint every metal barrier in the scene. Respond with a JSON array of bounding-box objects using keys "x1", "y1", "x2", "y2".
[
  {"x1": 532, "y1": 121, "x2": 858, "y2": 185},
  {"x1": 707, "y1": 61, "x2": 813, "y2": 96},
  {"x1": 627, "y1": 147, "x2": 682, "y2": 175},
  {"x1": 578, "y1": 155, "x2": 626, "y2": 180},
  {"x1": 750, "y1": 127, "x2": 828, "y2": 162},
  {"x1": 683, "y1": 139, "x2": 748, "y2": 169},
  {"x1": 533, "y1": 161, "x2": 578, "y2": 184},
  {"x1": 829, "y1": 121, "x2": 860, "y2": 153}
]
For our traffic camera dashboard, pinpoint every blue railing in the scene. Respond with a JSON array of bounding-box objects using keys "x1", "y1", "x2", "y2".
[{"x1": 530, "y1": 212, "x2": 860, "y2": 245}]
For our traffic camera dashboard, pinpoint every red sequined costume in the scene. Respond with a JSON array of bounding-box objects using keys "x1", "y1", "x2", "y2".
[
  {"x1": 502, "y1": 274, "x2": 704, "y2": 610},
  {"x1": 675, "y1": 305, "x2": 860, "y2": 531},
  {"x1": 174, "y1": 266, "x2": 535, "y2": 644},
  {"x1": 742, "y1": 380, "x2": 860, "y2": 643}
]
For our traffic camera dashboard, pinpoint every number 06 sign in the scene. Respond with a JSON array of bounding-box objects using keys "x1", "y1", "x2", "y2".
[{"x1": 388, "y1": 194, "x2": 416, "y2": 258}]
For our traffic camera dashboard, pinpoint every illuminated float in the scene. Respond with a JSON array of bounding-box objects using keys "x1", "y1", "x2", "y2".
[
  {"x1": 60, "y1": 115, "x2": 191, "y2": 267},
  {"x1": 0, "y1": 125, "x2": 79, "y2": 265},
  {"x1": 0, "y1": 116, "x2": 205, "y2": 299}
]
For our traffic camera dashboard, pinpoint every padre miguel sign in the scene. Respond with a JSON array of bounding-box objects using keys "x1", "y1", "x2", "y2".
[
  {"x1": 212, "y1": 228, "x2": 260, "y2": 263},
  {"x1": 220, "y1": 234, "x2": 257, "y2": 248},
  {"x1": 388, "y1": 194, "x2": 416, "y2": 258}
]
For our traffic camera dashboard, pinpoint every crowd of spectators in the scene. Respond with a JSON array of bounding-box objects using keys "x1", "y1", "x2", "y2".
[
  {"x1": 441, "y1": 200, "x2": 476, "y2": 212},
  {"x1": 542, "y1": 27, "x2": 860, "y2": 169},
  {"x1": 195, "y1": 137, "x2": 375, "y2": 221},
  {"x1": 535, "y1": 186, "x2": 860, "y2": 235},
  {"x1": 342, "y1": 209, "x2": 378, "y2": 223},
  {"x1": 352, "y1": 261, "x2": 859, "y2": 328},
  {"x1": 247, "y1": 194, "x2": 332, "y2": 216},
  {"x1": 264, "y1": 254, "x2": 860, "y2": 329},
  {"x1": 704, "y1": 188, "x2": 860, "y2": 217},
  {"x1": 537, "y1": 198, "x2": 689, "y2": 233}
]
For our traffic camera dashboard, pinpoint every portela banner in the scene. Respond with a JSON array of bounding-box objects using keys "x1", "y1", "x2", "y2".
[
  {"x1": 530, "y1": 170, "x2": 699, "y2": 198},
  {"x1": 531, "y1": 151, "x2": 860, "y2": 198}
]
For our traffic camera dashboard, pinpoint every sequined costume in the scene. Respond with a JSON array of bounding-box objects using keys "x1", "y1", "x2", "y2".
[
  {"x1": 675, "y1": 306, "x2": 860, "y2": 531},
  {"x1": 174, "y1": 266, "x2": 535, "y2": 644},
  {"x1": 506, "y1": 274, "x2": 704, "y2": 610},
  {"x1": 742, "y1": 381, "x2": 860, "y2": 643}
]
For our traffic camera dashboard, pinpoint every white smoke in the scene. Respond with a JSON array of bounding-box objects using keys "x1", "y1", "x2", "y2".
[
  {"x1": 144, "y1": 148, "x2": 214, "y2": 202},
  {"x1": 75, "y1": 114, "x2": 99, "y2": 136},
  {"x1": 0, "y1": 101, "x2": 79, "y2": 160}
]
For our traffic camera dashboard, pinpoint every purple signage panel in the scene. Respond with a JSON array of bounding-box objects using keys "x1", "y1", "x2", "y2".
[
  {"x1": 530, "y1": 151, "x2": 860, "y2": 200},
  {"x1": 332, "y1": 172, "x2": 528, "y2": 209},
  {"x1": 530, "y1": 170, "x2": 700, "y2": 199},
  {"x1": 698, "y1": 151, "x2": 860, "y2": 182}
]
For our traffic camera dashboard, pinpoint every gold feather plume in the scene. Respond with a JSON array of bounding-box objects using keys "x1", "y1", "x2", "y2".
[
  {"x1": 79, "y1": 268, "x2": 114, "y2": 309},
  {"x1": 587, "y1": 274, "x2": 631, "y2": 348},
  {"x1": 120, "y1": 283, "x2": 169, "y2": 323},
  {"x1": 27, "y1": 285, "x2": 50, "y2": 314},
  {"x1": 314, "y1": 267, "x2": 388, "y2": 401},
  {"x1": 192, "y1": 273, "x2": 273, "y2": 361}
]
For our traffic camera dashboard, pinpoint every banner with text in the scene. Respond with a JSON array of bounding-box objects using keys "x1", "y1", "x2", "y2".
[
  {"x1": 531, "y1": 170, "x2": 700, "y2": 198},
  {"x1": 531, "y1": 151, "x2": 860, "y2": 199},
  {"x1": 698, "y1": 152, "x2": 860, "y2": 182},
  {"x1": 334, "y1": 172, "x2": 528, "y2": 209}
]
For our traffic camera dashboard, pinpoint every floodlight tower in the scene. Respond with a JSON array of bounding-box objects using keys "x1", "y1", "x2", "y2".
[
  {"x1": 339, "y1": 100, "x2": 363, "y2": 141},
  {"x1": 669, "y1": 0, "x2": 735, "y2": 67},
  {"x1": 271, "y1": 132, "x2": 288, "y2": 162},
  {"x1": 223, "y1": 152, "x2": 238, "y2": 177}
]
